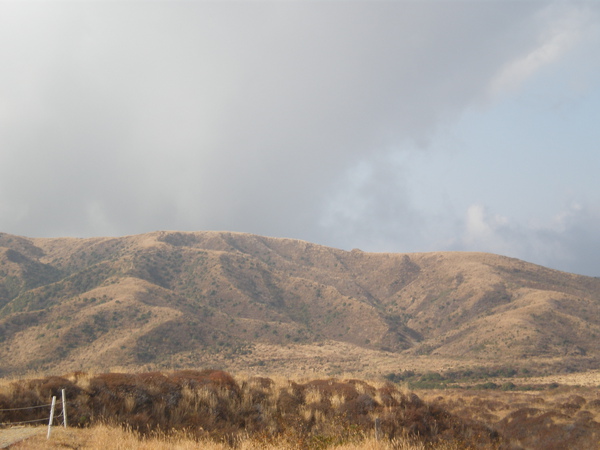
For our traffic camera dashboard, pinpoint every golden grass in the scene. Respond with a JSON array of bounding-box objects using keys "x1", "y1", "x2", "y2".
[
  {"x1": 15, "y1": 424, "x2": 211, "y2": 450},
  {"x1": 4, "y1": 369, "x2": 600, "y2": 449},
  {"x1": 14, "y1": 424, "x2": 456, "y2": 450},
  {"x1": 419, "y1": 384, "x2": 600, "y2": 425},
  {"x1": 5, "y1": 229, "x2": 600, "y2": 380},
  {"x1": 1, "y1": 369, "x2": 504, "y2": 448}
]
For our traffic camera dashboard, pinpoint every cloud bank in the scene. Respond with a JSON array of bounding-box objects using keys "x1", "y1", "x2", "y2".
[{"x1": 0, "y1": 2, "x2": 599, "y2": 276}]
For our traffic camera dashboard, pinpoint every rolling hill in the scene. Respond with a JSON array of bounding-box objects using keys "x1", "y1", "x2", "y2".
[{"x1": 1, "y1": 230, "x2": 599, "y2": 377}]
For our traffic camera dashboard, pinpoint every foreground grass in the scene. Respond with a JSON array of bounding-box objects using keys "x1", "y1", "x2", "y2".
[
  {"x1": 1, "y1": 370, "x2": 498, "y2": 448},
  {"x1": 3, "y1": 370, "x2": 600, "y2": 448},
  {"x1": 15, "y1": 424, "x2": 457, "y2": 449}
]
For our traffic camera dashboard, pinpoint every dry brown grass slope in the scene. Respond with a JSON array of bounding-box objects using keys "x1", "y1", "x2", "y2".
[{"x1": 1, "y1": 230, "x2": 599, "y2": 377}]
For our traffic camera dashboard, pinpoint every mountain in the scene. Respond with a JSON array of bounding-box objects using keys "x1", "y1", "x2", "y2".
[{"x1": 1, "y1": 230, "x2": 599, "y2": 377}]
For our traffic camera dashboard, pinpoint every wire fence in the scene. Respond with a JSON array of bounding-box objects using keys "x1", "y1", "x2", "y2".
[
  {"x1": 0, "y1": 403, "x2": 53, "y2": 412},
  {"x1": 1, "y1": 417, "x2": 49, "y2": 426},
  {"x1": 0, "y1": 395, "x2": 66, "y2": 428}
]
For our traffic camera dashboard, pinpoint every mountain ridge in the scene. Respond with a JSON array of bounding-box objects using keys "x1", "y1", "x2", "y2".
[{"x1": 1, "y1": 230, "x2": 599, "y2": 377}]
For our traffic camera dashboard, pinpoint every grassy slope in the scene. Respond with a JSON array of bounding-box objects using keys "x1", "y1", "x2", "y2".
[{"x1": 1, "y1": 230, "x2": 599, "y2": 376}]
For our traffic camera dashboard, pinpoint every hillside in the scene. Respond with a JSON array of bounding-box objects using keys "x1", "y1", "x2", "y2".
[{"x1": 1, "y1": 230, "x2": 600, "y2": 377}]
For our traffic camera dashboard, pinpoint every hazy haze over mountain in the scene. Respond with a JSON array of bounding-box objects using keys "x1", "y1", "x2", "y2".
[{"x1": 1, "y1": 1, "x2": 599, "y2": 276}]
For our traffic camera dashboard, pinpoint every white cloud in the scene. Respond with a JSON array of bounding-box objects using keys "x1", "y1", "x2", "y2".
[
  {"x1": 489, "y1": 3, "x2": 591, "y2": 96},
  {"x1": 0, "y1": 2, "x2": 599, "y2": 276},
  {"x1": 464, "y1": 204, "x2": 508, "y2": 244},
  {"x1": 453, "y1": 203, "x2": 600, "y2": 277}
]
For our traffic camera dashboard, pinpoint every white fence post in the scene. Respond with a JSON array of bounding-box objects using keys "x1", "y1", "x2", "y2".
[
  {"x1": 61, "y1": 388, "x2": 68, "y2": 428},
  {"x1": 374, "y1": 417, "x2": 381, "y2": 441},
  {"x1": 47, "y1": 396, "x2": 56, "y2": 439}
]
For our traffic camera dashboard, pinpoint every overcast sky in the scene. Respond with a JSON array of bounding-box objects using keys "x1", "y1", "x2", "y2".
[{"x1": 1, "y1": 1, "x2": 599, "y2": 276}]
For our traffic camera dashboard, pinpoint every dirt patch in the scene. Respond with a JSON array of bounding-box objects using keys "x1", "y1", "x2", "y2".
[{"x1": 0, "y1": 426, "x2": 44, "y2": 448}]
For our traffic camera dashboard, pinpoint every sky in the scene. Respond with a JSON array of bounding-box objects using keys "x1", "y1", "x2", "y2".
[{"x1": 1, "y1": 1, "x2": 599, "y2": 276}]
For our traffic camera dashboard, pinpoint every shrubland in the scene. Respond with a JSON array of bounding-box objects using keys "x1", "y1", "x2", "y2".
[
  {"x1": 1, "y1": 370, "x2": 498, "y2": 448},
  {"x1": 2, "y1": 370, "x2": 600, "y2": 449},
  {"x1": 3, "y1": 230, "x2": 600, "y2": 378}
]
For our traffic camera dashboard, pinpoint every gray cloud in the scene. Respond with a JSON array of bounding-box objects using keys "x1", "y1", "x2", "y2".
[
  {"x1": 448, "y1": 203, "x2": 600, "y2": 277},
  {"x1": 1, "y1": 1, "x2": 599, "y2": 275}
]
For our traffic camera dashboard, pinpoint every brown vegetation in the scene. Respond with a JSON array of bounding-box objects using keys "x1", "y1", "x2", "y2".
[
  {"x1": 420, "y1": 386, "x2": 600, "y2": 449},
  {"x1": 3, "y1": 370, "x2": 600, "y2": 448},
  {"x1": 2, "y1": 370, "x2": 501, "y2": 448},
  {"x1": 1, "y1": 230, "x2": 600, "y2": 378},
  {"x1": 11, "y1": 425, "x2": 453, "y2": 450}
]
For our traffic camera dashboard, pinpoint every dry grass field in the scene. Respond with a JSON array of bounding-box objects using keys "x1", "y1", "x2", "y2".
[
  {"x1": 420, "y1": 386, "x2": 600, "y2": 449},
  {"x1": 13, "y1": 425, "x2": 455, "y2": 450},
  {"x1": 2, "y1": 231, "x2": 600, "y2": 447},
  {"x1": 2, "y1": 369, "x2": 600, "y2": 449},
  {"x1": 0, "y1": 370, "x2": 500, "y2": 449}
]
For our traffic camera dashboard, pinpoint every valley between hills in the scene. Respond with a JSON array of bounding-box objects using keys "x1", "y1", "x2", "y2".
[{"x1": 1, "y1": 230, "x2": 600, "y2": 381}]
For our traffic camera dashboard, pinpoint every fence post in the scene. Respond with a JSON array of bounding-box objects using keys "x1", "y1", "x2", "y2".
[
  {"x1": 61, "y1": 388, "x2": 68, "y2": 428},
  {"x1": 374, "y1": 417, "x2": 381, "y2": 441},
  {"x1": 47, "y1": 396, "x2": 56, "y2": 439}
]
